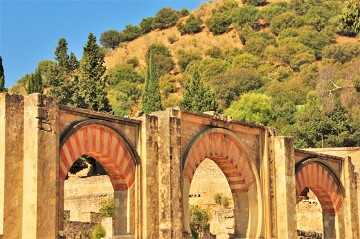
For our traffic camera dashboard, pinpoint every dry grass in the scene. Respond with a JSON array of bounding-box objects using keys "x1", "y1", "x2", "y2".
[
  {"x1": 104, "y1": 0, "x2": 244, "y2": 72},
  {"x1": 335, "y1": 35, "x2": 359, "y2": 44}
]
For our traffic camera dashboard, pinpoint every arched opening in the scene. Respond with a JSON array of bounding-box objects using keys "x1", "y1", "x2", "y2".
[
  {"x1": 189, "y1": 158, "x2": 235, "y2": 238},
  {"x1": 297, "y1": 187, "x2": 323, "y2": 239},
  {"x1": 58, "y1": 122, "x2": 138, "y2": 238},
  {"x1": 296, "y1": 161, "x2": 343, "y2": 239},
  {"x1": 182, "y1": 128, "x2": 262, "y2": 238}
]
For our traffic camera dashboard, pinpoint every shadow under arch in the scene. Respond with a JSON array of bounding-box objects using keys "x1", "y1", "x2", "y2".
[
  {"x1": 59, "y1": 119, "x2": 139, "y2": 236},
  {"x1": 182, "y1": 127, "x2": 262, "y2": 238},
  {"x1": 295, "y1": 158, "x2": 344, "y2": 238}
]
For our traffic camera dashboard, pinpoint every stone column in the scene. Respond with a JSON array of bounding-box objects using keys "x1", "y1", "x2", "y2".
[
  {"x1": 339, "y1": 156, "x2": 359, "y2": 238},
  {"x1": 260, "y1": 129, "x2": 272, "y2": 238},
  {"x1": 233, "y1": 191, "x2": 249, "y2": 237},
  {"x1": 323, "y1": 212, "x2": 336, "y2": 238},
  {"x1": 22, "y1": 94, "x2": 59, "y2": 238},
  {"x1": 113, "y1": 190, "x2": 129, "y2": 238},
  {"x1": 0, "y1": 93, "x2": 24, "y2": 238},
  {"x1": 273, "y1": 136, "x2": 297, "y2": 239},
  {"x1": 155, "y1": 110, "x2": 182, "y2": 239},
  {"x1": 139, "y1": 114, "x2": 159, "y2": 238}
]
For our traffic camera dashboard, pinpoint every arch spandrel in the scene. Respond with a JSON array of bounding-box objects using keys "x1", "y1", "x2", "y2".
[
  {"x1": 296, "y1": 161, "x2": 343, "y2": 214},
  {"x1": 59, "y1": 121, "x2": 138, "y2": 190}
]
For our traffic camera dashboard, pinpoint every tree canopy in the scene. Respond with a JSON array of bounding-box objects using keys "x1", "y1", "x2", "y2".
[{"x1": 141, "y1": 54, "x2": 163, "y2": 113}]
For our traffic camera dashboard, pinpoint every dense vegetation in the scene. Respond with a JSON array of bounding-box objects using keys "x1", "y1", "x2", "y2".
[{"x1": 10, "y1": 0, "x2": 360, "y2": 148}]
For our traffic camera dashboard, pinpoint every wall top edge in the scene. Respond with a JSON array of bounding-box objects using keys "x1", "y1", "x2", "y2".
[{"x1": 59, "y1": 105, "x2": 141, "y2": 125}]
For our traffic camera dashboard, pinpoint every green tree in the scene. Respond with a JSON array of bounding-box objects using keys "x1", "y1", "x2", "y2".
[
  {"x1": 141, "y1": 54, "x2": 163, "y2": 113},
  {"x1": 145, "y1": 43, "x2": 174, "y2": 77},
  {"x1": 27, "y1": 69, "x2": 43, "y2": 94},
  {"x1": 177, "y1": 15, "x2": 203, "y2": 35},
  {"x1": 140, "y1": 17, "x2": 154, "y2": 34},
  {"x1": 69, "y1": 52, "x2": 79, "y2": 71},
  {"x1": 107, "y1": 64, "x2": 143, "y2": 116},
  {"x1": 180, "y1": 69, "x2": 218, "y2": 112},
  {"x1": 210, "y1": 67, "x2": 263, "y2": 110},
  {"x1": 49, "y1": 38, "x2": 78, "y2": 106},
  {"x1": 232, "y1": 5, "x2": 261, "y2": 29},
  {"x1": 261, "y1": 1, "x2": 289, "y2": 23},
  {"x1": 120, "y1": 24, "x2": 142, "y2": 42},
  {"x1": 76, "y1": 33, "x2": 112, "y2": 112},
  {"x1": 340, "y1": 0, "x2": 360, "y2": 34},
  {"x1": 153, "y1": 7, "x2": 180, "y2": 29},
  {"x1": 177, "y1": 50, "x2": 202, "y2": 72},
  {"x1": 270, "y1": 11, "x2": 304, "y2": 35},
  {"x1": 322, "y1": 42, "x2": 360, "y2": 63},
  {"x1": 293, "y1": 94, "x2": 359, "y2": 147},
  {"x1": 37, "y1": 60, "x2": 57, "y2": 87},
  {"x1": 55, "y1": 38, "x2": 70, "y2": 71},
  {"x1": 0, "y1": 56, "x2": 6, "y2": 92},
  {"x1": 206, "y1": 12, "x2": 232, "y2": 35},
  {"x1": 100, "y1": 30, "x2": 121, "y2": 49},
  {"x1": 225, "y1": 93, "x2": 273, "y2": 125}
]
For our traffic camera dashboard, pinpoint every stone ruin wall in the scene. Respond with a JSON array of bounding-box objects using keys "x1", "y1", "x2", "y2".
[
  {"x1": 297, "y1": 190, "x2": 323, "y2": 235},
  {"x1": 64, "y1": 175, "x2": 113, "y2": 222}
]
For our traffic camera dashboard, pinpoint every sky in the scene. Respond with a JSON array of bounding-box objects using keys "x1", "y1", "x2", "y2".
[{"x1": 0, "y1": 0, "x2": 205, "y2": 88}]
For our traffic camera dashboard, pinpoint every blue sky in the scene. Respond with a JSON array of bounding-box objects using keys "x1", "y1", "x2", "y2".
[{"x1": 0, "y1": 0, "x2": 205, "y2": 88}]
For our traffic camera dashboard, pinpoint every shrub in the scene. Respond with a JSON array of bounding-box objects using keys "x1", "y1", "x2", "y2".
[
  {"x1": 168, "y1": 34, "x2": 179, "y2": 44},
  {"x1": 177, "y1": 15, "x2": 203, "y2": 35},
  {"x1": 205, "y1": 46, "x2": 223, "y2": 58},
  {"x1": 91, "y1": 223, "x2": 106, "y2": 239},
  {"x1": 126, "y1": 57, "x2": 139, "y2": 67},
  {"x1": 189, "y1": 205, "x2": 210, "y2": 239},
  {"x1": 99, "y1": 198, "x2": 114, "y2": 218}
]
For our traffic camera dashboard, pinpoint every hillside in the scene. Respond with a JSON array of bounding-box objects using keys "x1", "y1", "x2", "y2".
[
  {"x1": 104, "y1": 0, "x2": 243, "y2": 72},
  {"x1": 10, "y1": 0, "x2": 360, "y2": 148}
]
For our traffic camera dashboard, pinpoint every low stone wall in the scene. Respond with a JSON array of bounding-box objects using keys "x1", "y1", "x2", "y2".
[
  {"x1": 64, "y1": 175, "x2": 113, "y2": 222},
  {"x1": 297, "y1": 230, "x2": 322, "y2": 239},
  {"x1": 63, "y1": 221, "x2": 98, "y2": 239}
]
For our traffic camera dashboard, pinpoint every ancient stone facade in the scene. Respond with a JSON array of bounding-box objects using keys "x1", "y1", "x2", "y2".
[{"x1": 0, "y1": 93, "x2": 359, "y2": 238}]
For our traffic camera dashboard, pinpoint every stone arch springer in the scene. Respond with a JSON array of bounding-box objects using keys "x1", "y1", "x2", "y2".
[
  {"x1": 295, "y1": 158, "x2": 344, "y2": 214},
  {"x1": 59, "y1": 119, "x2": 139, "y2": 190},
  {"x1": 181, "y1": 127, "x2": 262, "y2": 238}
]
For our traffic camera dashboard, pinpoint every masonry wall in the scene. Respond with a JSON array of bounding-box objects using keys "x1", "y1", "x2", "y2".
[{"x1": 64, "y1": 175, "x2": 113, "y2": 222}]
